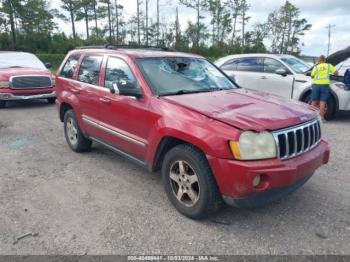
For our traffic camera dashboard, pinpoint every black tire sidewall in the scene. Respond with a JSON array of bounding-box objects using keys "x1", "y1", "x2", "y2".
[
  {"x1": 0, "y1": 101, "x2": 6, "y2": 108},
  {"x1": 162, "y1": 145, "x2": 215, "y2": 219},
  {"x1": 324, "y1": 96, "x2": 336, "y2": 120}
]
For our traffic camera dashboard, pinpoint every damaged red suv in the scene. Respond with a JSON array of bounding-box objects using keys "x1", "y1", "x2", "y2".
[
  {"x1": 55, "y1": 46, "x2": 330, "y2": 219},
  {"x1": 0, "y1": 52, "x2": 56, "y2": 108}
]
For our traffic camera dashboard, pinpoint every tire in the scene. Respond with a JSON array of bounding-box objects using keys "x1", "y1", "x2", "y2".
[
  {"x1": 324, "y1": 96, "x2": 336, "y2": 121},
  {"x1": 0, "y1": 101, "x2": 6, "y2": 109},
  {"x1": 47, "y1": 97, "x2": 56, "y2": 104},
  {"x1": 63, "y1": 109, "x2": 92, "y2": 152},
  {"x1": 302, "y1": 93, "x2": 336, "y2": 120},
  {"x1": 161, "y1": 144, "x2": 222, "y2": 219}
]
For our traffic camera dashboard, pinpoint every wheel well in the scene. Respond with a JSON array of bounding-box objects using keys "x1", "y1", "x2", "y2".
[
  {"x1": 300, "y1": 89, "x2": 311, "y2": 102},
  {"x1": 152, "y1": 137, "x2": 193, "y2": 172},
  {"x1": 59, "y1": 103, "x2": 73, "y2": 122},
  {"x1": 300, "y1": 89, "x2": 339, "y2": 113}
]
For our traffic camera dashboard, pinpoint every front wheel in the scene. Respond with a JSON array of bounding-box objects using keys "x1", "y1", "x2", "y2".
[
  {"x1": 161, "y1": 144, "x2": 222, "y2": 219},
  {"x1": 63, "y1": 109, "x2": 92, "y2": 152}
]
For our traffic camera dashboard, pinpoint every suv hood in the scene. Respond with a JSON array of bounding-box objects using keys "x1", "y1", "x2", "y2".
[
  {"x1": 326, "y1": 46, "x2": 350, "y2": 66},
  {"x1": 0, "y1": 67, "x2": 52, "y2": 80},
  {"x1": 163, "y1": 89, "x2": 318, "y2": 131}
]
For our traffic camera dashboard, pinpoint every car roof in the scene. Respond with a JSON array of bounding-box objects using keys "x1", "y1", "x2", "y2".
[
  {"x1": 215, "y1": 53, "x2": 295, "y2": 66},
  {"x1": 68, "y1": 48, "x2": 203, "y2": 59}
]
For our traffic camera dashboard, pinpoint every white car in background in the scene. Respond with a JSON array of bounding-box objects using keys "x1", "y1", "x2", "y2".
[{"x1": 215, "y1": 50, "x2": 350, "y2": 120}]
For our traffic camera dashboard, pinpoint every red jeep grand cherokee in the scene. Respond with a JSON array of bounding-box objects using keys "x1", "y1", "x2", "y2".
[
  {"x1": 0, "y1": 52, "x2": 56, "y2": 108},
  {"x1": 55, "y1": 46, "x2": 330, "y2": 219}
]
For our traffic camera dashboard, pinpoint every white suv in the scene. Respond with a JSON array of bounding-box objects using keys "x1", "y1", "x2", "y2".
[{"x1": 215, "y1": 53, "x2": 350, "y2": 120}]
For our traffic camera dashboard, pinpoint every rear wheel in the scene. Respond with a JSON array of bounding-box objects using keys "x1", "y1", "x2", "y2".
[
  {"x1": 63, "y1": 109, "x2": 92, "y2": 152},
  {"x1": 161, "y1": 144, "x2": 222, "y2": 219},
  {"x1": 0, "y1": 101, "x2": 6, "y2": 109}
]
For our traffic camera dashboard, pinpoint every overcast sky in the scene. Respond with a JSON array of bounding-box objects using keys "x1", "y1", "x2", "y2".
[{"x1": 51, "y1": 0, "x2": 350, "y2": 56}]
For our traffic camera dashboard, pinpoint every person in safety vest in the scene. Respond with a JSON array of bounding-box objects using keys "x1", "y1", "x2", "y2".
[{"x1": 311, "y1": 55, "x2": 338, "y2": 120}]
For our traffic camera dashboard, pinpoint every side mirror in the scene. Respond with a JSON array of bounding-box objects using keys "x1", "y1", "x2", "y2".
[
  {"x1": 112, "y1": 81, "x2": 143, "y2": 99},
  {"x1": 45, "y1": 62, "x2": 52, "y2": 69},
  {"x1": 275, "y1": 68, "x2": 288, "y2": 76}
]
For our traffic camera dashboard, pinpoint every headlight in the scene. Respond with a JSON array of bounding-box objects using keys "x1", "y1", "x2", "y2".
[
  {"x1": 230, "y1": 131, "x2": 277, "y2": 160},
  {"x1": 51, "y1": 79, "x2": 56, "y2": 87},
  {"x1": 0, "y1": 81, "x2": 10, "y2": 88}
]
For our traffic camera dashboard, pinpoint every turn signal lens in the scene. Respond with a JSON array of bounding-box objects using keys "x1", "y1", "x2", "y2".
[
  {"x1": 0, "y1": 81, "x2": 10, "y2": 88},
  {"x1": 229, "y1": 141, "x2": 242, "y2": 159}
]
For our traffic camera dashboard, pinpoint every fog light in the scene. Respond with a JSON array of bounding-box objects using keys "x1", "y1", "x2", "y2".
[{"x1": 252, "y1": 175, "x2": 261, "y2": 188}]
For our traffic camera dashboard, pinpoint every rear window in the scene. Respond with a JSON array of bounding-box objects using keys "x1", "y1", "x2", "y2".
[
  {"x1": 77, "y1": 55, "x2": 103, "y2": 85},
  {"x1": 60, "y1": 55, "x2": 80, "y2": 79}
]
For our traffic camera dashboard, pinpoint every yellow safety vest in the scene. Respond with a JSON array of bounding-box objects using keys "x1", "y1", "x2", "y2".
[{"x1": 311, "y1": 63, "x2": 336, "y2": 85}]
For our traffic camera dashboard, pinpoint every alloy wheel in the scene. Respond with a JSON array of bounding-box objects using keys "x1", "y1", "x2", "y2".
[{"x1": 169, "y1": 160, "x2": 200, "y2": 207}]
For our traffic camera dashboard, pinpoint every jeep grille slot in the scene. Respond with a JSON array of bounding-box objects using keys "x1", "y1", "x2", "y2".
[
  {"x1": 273, "y1": 119, "x2": 322, "y2": 160},
  {"x1": 11, "y1": 76, "x2": 52, "y2": 90}
]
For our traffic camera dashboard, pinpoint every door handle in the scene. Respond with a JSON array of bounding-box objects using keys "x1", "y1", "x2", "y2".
[
  {"x1": 99, "y1": 97, "x2": 111, "y2": 104},
  {"x1": 71, "y1": 88, "x2": 80, "y2": 94},
  {"x1": 261, "y1": 76, "x2": 267, "y2": 80}
]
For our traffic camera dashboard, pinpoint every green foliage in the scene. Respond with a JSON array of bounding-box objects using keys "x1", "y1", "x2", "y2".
[
  {"x1": 36, "y1": 53, "x2": 66, "y2": 71},
  {"x1": 0, "y1": 0, "x2": 311, "y2": 59}
]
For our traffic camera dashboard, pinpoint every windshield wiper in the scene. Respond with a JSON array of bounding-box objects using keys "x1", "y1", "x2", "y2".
[{"x1": 160, "y1": 89, "x2": 212, "y2": 96}]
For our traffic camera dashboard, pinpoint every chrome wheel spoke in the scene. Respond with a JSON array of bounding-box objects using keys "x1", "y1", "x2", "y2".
[
  {"x1": 169, "y1": 160, "x2": 200, "y2": 207},
  {"x1": 186, "y1": 188, "x2": 198, "y2": 203},
  {"x1": 187, "y1": 174, "x2": 198, "y2": 185},
  {"x1": 169, "y1": 172, "x2": 178, "y2": 182},
  {"x1": 66, "y1": 118, "x2": 78, "y2": 145},
  {"x1": 176, "y1": 187, "x2": 184, "y2": 201},
  {"x1": 178, "y1": 161, "x2": 185, "y2": 175}
]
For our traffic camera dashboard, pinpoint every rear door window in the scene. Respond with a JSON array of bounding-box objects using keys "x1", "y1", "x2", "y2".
[
  {"x1": 221, "y1": 59, "x2": 239, "y2": 71},
  {"x1": 236, "y1": 58, "x2": 263, "y2": 72},
  {"x1": 60, "y1": 55, "x2": 80, "y2": 79},
  {"x1": 77, "y1": 55, "x2": 103, "y2": 85}
]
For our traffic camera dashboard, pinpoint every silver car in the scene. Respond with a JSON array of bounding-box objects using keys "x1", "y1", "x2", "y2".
[{"x1": 215, "y1": 48, "x2": 350, "y2": 120}]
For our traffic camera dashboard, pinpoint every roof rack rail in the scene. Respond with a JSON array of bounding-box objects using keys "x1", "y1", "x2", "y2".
[{"x1": 75, "y1": 44, "x2": 177, "y2": 52}]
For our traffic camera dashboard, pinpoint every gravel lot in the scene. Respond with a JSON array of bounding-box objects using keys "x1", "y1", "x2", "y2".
[{"x1": 0, "y1": 100, "x2": 350, "y2": 255}]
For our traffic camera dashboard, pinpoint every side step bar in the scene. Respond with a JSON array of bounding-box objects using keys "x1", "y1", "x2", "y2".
[{"x1": 89, "y1": 136, "x2": 152, "y2": 171}]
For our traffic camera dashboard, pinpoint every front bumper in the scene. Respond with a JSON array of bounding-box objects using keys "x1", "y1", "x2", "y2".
[
  {"x1": 0, "y1": 91, "x2": 56, "y2": 101},
  {"x1": 207, "y1": 140, "x2": 330, "y2": 207}
]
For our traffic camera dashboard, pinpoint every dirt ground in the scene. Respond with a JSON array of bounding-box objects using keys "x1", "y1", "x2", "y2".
[{"x1": 0, "y1": 100, "x2": 349, "y2": 255}]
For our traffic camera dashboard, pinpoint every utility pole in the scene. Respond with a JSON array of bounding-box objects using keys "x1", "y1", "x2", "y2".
[{"x1": 326, "y1": 24, "x2": 336, "y2": 56}]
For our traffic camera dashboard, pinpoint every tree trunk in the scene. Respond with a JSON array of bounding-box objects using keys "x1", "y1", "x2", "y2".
[
  {"x1": 107, "y1": 0, "x2": 113, "y2": 43},
  {"x1": 241, "y1": 11, "x2": 245, "y2": 51},
  {"x1": 7, "y1": 0, "x2": 16, "y2": 46},
  {"x1": 93, "y1": 0, "x2": 98, "y2": 38},
  {"x1": 231, "y1": 14, "x2": 237, "y2": 46},
  {"x1": 196, "y1": 0, "x2": 200, "y2": 48},
  {"x1": 70, "y1": 5, "x2": 76, "y2": 39},
  {"x1": 84, "y1": 8, "x2": 89, "y2": 39},
  {"x1": 145, "y1": 0, "x2": 149, "y2": 46},
  {"x1": 157, "y1": 0, "x2": 159, "y2": 45},
  {"x1": 137, "y1": 0, "x2": 140, "y2": 45},
  {"x1": 114, "y1": 0, "x2": 119, "y2": 44}
]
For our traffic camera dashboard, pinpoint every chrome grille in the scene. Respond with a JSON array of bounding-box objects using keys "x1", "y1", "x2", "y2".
[
  {"x1": 10, "y1": 76, "x2": 52, "y2": 90},
  {"x1": 273, "y1": 119, "x2": 322, "y2": 160}
]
